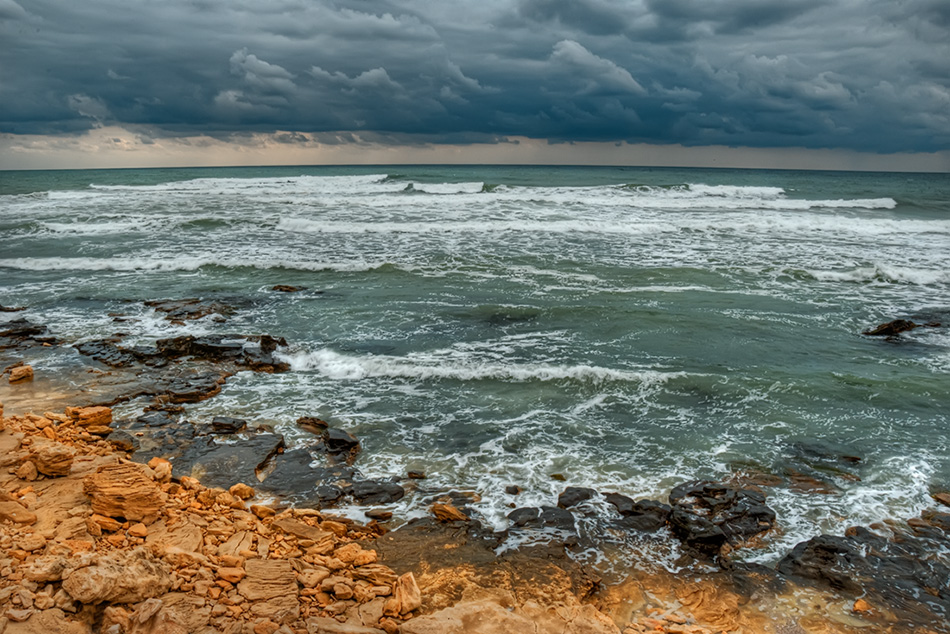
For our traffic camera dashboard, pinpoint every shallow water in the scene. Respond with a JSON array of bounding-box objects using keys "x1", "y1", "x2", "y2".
[{"x1": 2, "y1": 164, "x2": 948, "y2": 564}]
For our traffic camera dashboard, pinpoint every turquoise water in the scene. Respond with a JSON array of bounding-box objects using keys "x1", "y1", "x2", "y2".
[{"x1": 1, "y1": 165, "x2": 948, "y2": 562}]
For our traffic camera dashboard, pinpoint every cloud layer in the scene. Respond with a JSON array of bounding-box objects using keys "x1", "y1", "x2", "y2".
[{"x1": 1, "y1": 0, "x2": 948, "y2": 154}]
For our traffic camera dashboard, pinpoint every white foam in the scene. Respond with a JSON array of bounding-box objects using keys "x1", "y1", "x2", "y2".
[
  {"x1": 278, "y1": 347, "x2": 683, "y2": 385},
  {"x1": 806, "y1": 265, "x2": 950, "y2": 285},
  {"x1": 0, "y1": 256, "x2": 395, "y2": 273}
]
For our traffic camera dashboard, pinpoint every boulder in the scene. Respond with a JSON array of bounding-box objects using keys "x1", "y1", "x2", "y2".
[
  {"x1": 65, "y1": 406, "x2": 112, "y2": 427},
  {"x1": 348, "y1": 480, "x2": 405, "y2": 506},
  {"x1": 171, "y1": 433, "x2": 284, "y2": 490},
  {"x1": 74, "y1": 340, "x2": 137, "y2": 367},
  {"x1": 237, "y1": 559, "x2": 300, "y2": 624},
  {"x1": 0, "y1": 500, "x2": 37, "y2": 525},
  {"x1": 863, "y1": 319, "x2": 919, "y2": 336},
  {"x1": 324, "y1": 428, "x2": 360, "y2": 456},
  {"x1": 82, "y1": 462, "x2": 164, "y2": 523},
  {"x1": 9, "y1": 365, "x2": 34, "y2": 383},
  {"x1": 29, "y1": 442, "x2": 75, "y2": 477},
  {"x1": 431, "y1": 503, "x2": 468, "y2": 522},
  {"x1": 605, "y1": 494, "x2": 671, "y2": 532},
  {"x1": 61, "y1": 548, "x2": 172, "y2": 604},
  {"x1": 506, "y1": 506, "x2": 575, "y2": 531},
  {"x1": 669, "y1": 480, "x2": 775, "y2": 547},
  {"x1": 557, "y1": 486, "x2": 596, "y2": 509},
  {"x1": 210, "y1": 416, "x2": 247, "y2": 434}
]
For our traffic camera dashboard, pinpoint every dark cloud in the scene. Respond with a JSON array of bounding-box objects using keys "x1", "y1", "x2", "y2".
[{"x1": 0, "y1": 0, "x2": 947, "y2": 154}]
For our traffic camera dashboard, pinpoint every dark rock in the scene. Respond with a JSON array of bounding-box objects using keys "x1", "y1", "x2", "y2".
[
  {"x1": 669, "y1": 480, "x2": 775, "y2": 547},
  {"x1": 365, "y1": 509, "x2": 394, "y2": 520},
  {"x1": 505, "y1": 485, "x2": 522, "y2": 495},
  {"x1": 668, "y1": 508, "x2": 727, "y2": 556},
  {"x1": 863, "y1": 319, "x2": 919, "y2": 337},
  {"x1": 257, "y1": 449, "x2": 358, "y2": 506},
  {"x1": 75, "y1": 339, "x2": 137, "y2": 367},
  {"x1": 557, "y1": 486, "x2": 596, "y2": 509},
  {"x1": 324, "y1": 428, "x2": 360, "y2": 455},
  {"x1": 315, "y1": 485, "x2": 345, "y2": 504},
  {"x1": 272, "y1": 285, "x2": 306, "y2": 293},
  {"x1": 605, "y1": 494, "x2": 671, "y2": 532},
  {"x1": 550, "y1": 473, "x2": 566, "y2": 482},
  {"x1": 162, "y1": 370, "x2": 229, "y2": 403},
  {"x1": 296, "y1": 417, "x2": 328, "y2": 435},
  {"x1": 241, "y1": 347, "x2": 290, "y2": 372},
  {"x1": 347, "y1": 480, "x2": 405, "y2": 505},
  {"x1": 136, "y1": 408, "x2": 181, "y2": 428},
  {"x1": 257, "y1": 334, "x2": 288, "y2": 353},
  {"x1": 0, "y1": 319, "x2": 57, "y2": 349},
  {"x1": 0, "y1": 305, "x2": 26, "y2": 312},
  {"x1": 171, "y1": 433, "x2": 285, "y2": 490},
  {"x1": 145, "y1": 298, "x2": 235, "y2": 322},
  {"x1": 407, "y1": 471, "x2": 426, "y2": 480},
  {"x1": 507, "y1": 506, "x2": 575, "y2": 531},
  {"x1": 106, "y1": 430, "x2": 139, "y2": 453},
  {"x1": 210, "y1": 416, "x2": 247, "y2": 434}
]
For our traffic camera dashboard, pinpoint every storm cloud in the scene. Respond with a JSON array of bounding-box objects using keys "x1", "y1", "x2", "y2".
[{"x1": 1, "y1": 0, "x2": 948, "y2": 154}]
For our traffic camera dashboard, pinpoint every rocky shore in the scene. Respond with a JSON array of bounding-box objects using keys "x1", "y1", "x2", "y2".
[{"x1": 2, "y1": 308, "x2": 950, "y2": 633}]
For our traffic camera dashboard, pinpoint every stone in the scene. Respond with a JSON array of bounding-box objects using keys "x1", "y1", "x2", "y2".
[
  {"x1": 347, "y1": 480, "x2": 405, "y2": 506},
  {"x1": 106, "y1": 431, "x2": 139, "y2": 453},
  {"x1": 431, "y1": 503, "x2": 468, "y2": 522},
  {"x1": 394, "y1": 572, "x2": 421, "y2": 614},
  {"x1": 83, "y1": 462, "x2": 164, "y2": 523},
  {"x1": 74, "y1": 339, "x2": 137, "y2": 367},
  {"x1": 863, "y1": 319, "x2": 919, "y2": 336},
  {"x1": 219, "y1": 567, "x2": 247, "y2": 583},
  {"x1": 230, "y1": 483, "x2": 256, "y2": 499},
  {"x1": 669, "y1": 480, "x2": 775, "y2": 549},
  {"x1": 15, "y1": 460, "x2": 38, "y2": 481},
  {"x1": 668, "y1": 509, "x2": 727, "y2": 556},
  {"x1": 29, "y1": 442, "x2": 75, "y2": 477},
  {"x1": 933, "y1": 492, "x2": 950, "y2": 508},
  {"x1": 272, "y1": 285, "x2": 305, "y2": 292},
  {"x1": 91, "y1": 514, "x2": 123, "y2": 532},
  {"x1": 324, "y1": 428, "x2": 360, "y2": 455},
  {"x1": 9, "y1": 365, "x2": 33, "y2": 383},
  {"x1": 0, "y1": 501, "x2": 36, "y2": 525},
  {"x1": 211, "y1": 416, "x2": 247, "y2": 434},
  {"x1": 65, "y1": 406, "x2": 112, "y2": 427},
  {"x1": 296, "y1": 417, "x2": 328, "y2": 435},
  {"x1": 127, "y1": 522, "x2": 148, "y2": 538},
  {"x1": 853, "y1": 598, "x2": 873, "y2": 613},
  {"x1": 272, "y1": 517, "x2": 334, "y2": 543},
  {"x1": 557, "y1": 486, "x2": 597, "y2": 509},
  {"x1": 305, "y1": 617, "x2": 385, "y2": 633},
  {"x1": 506, "y1": 506, "x2": 575, "y2": 531},
  {"x1": 61, "y1": 548, "x2": 172, "y2": 604},
  {"x1": 172, "y1": 433, "x2": 285, "y2": 490},
  {"x1": 605, "y1": 494, "x2": 671, "y2": 532},
  {"x1": 237, "y1": 559, "x2": 299, "y2": 624},
  {"x1": 505, "y1": 485, "x2": 522, "y2": 495}
]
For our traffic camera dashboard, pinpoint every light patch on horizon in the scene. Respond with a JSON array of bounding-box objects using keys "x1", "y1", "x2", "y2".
[{"x1": 2, "y1": 126, "x2": 948, "y2": 173}]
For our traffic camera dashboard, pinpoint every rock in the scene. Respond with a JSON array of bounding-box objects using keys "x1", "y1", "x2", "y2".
[
  {"x1": 29, "y1": 442, "x2": 75, "y2": 477},
  {"x1": 62, "y1": 548, "x2": 172, "y2": 604},
  {"x1": 171, "y1": 433, "x2": 285, "y2": 490},
  {"x1": 604, "y1": 494, "x2": 671, "y2": 532},
  {"x1": 407, "y1": 470, "x2": 426, "y2": 479},
  {"x1": 296, "y1": 417, "x2": 328, "y2": 435},
  {"x1": 74, "y1": 339, "x2": 137, "y2": 367},
  {"x1": 431, "y1": 503, "x2": 468, "y2": 522},
  {"x1": 15, "y1": 460, "x2": 38, "y2": 481},
  {"x1": 230, "y1": 483, "x2": 256, "y2": 499},
  {"x1": 145, "y1": 298, "x2": 235, "y2": 322},
  {"x1": 0, "y1": 319, "x2": 57, "y2": 349},
  {"x1": 0, "y1": 500, "x2": 37, "y2": 525},
  {"x1": 324, "y1": 428, "x2": 360, "y2": 456},
  {"x1": 394, "y1": 572, "x2": 421, "y2": 614},
  {"x1": 218, "y1": 567, "x2": 246, "y2": 583},
  {"x1": 128, "y1": 522, "x2": 148, "y2": 538},
  {"x1": 257, "y1": 449, "x2": 355, "y2": 504},
  {"x1": 348, "y1": 480, "x2": 405, "y2": 506},
  {"x1": 365, "y1": 509, "x2": 393, "y2": 521},
  {"x1": 237, "y1": 559, "x2": 300, "y2": 624},
  {"x1": 933, "y1": 492, "x2": 950, "y2": 508},
  {"x1": 668, "y1": 509, "x2": 727, "y2": 556},
  {"x1": 669, "y1": 480, "x2": 775, "y2": 547},
  {"x1": 305, "y1": 617, "x2": 385, "y2": 633},
  {"x1": 0, "y1": 304, "x2": 26, "y2": 312},
  {"x1": 106, "y1": 430, "x2": 139, "y2": 453},
  {"x1": 272, "y1": 517, "x2": 334, "y2": 543},
  {"x1": 853, "y1": 598, "x2": 873, "y2": 613},
  {"x1": 82, "y1": 462, "x2": 164, "y2": 523},
  {"x1": 863, "y1": 319, "x2": 919, "y2": 336},
  {"x1": 65, "y1": 406, "x2": 112, "y2": 427},
  {"x1": 211, "y1": 416, "x2": 247, "y2": 434},
  {"x1": 557, "y1": 486, "x2": 596, "y2": 509},
  {"x1": 505, "y1": 485, "x2": 522, "y2": 495},
  {"x1": 9, "y1": 365, "x2": 33, "y2": 383},
  {"x1": 506, "y1": 506, "x2": 575, "y2": 531},
  {"x1": 272, "y1": 285, "x2": 305, "y2": 293},
  {"x1": 399, "y1": 598, "x2": 620, "y2": 634}
]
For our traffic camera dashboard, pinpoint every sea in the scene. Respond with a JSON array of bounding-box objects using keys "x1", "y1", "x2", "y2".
[{"x1": 1, "y1": 164, "x2": 949, "y2": 567}]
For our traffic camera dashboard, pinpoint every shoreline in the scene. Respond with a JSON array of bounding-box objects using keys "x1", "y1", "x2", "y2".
[{"x1": 2, "y1": 312, "x2": 950, "y2": 633}]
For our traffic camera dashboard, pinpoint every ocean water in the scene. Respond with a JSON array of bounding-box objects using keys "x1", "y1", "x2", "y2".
[{"x1": 1, "y1": 164, "x2": 949, "y2": 565}]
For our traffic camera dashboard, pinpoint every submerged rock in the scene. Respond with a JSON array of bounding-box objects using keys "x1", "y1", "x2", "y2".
[
  {"x1": 605, "y1": 493, "x2": 671, "y2": 532},
  {"x1": 171, "y1": 433, "x2": 285, "y2": 490},
  {"x1": 557, "y1": 486, "x2": 596, "y2": 509},
  {"x1": 862, "y1": 319, "x2": 919, "y2": 336},
  {"x1": 507, "y1": 506, "x2": 575, "y2": 531}
]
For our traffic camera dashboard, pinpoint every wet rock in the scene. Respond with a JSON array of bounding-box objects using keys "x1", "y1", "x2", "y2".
[
  {"x1": 172, "y1": 433, "x2": 285, "y2": 490},
  {"x1": 863, "y1": 319, "x2": 919, "y2": 336},
  {"x1": 74, "y1": 339, "x2": 137, "y2": 367},
  {"x1": 557, "y1": 486, "x2": 596, "y2": 509},
  {"x1": 605, "y1": 494, "x2": 671, "y2": 532},
  {"x1": 669, "y1": 480, "x2": 775, "y2": 548},
  {"x1": 82, "y1": 462, "x2": 164, "y2": 523},
  {"x1": 271, "y1": 284, "x2": 306, "y2": 292},
  {"x1": 0, "y1": 319, "x2": 57, "y2": 349},
  {"x1": 325, "y1": 428, "x2": 360, "y2": 456},
  {"x1": 9, "y1": 365, "x2": 34, "y2": 383},
  {"x1": 297, "y1": 416, "x2": 328, "y2": 435},
  {"x1": 668, "y1": 508, "x2": 727, "y2": 556},
  {"x1": 211, "y1": 415, "x2": 247, "y2": 434},
  {"x1": 505, "y1": 485, "x2": 522, "y2": 495},
  {"x1": 106, "y1": 430, "x2": 139, "y2": 452},
  {"x1": 0, "y1": 304, "x2": 26, "y2": 312},
  {"x1": 507, "y1": 506, "x2": 575, "y2": 531},
  {"x1": 145, "y1": 298, "x2": 236, "y2": 322},
  {"x1": 432, "y1": 503, "x2": 468, "y2": 522},
  {"x1": 407, "y1": 470, "x2": 426, "y2": 480},
  {"x1": 161, "y1": 369, "x2": 229, "y2": 403},
  {"x1": 61, "y1": 547, "x2": 172, "y2": 604},
  {"x1": 348, "y1": 480, "x2": 405, "y2": 506},
  {"x1": 256, "y1": 448, "x2": 357, "y2": 504}
]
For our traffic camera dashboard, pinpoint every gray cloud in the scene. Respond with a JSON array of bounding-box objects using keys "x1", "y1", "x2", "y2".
[{"x1": 0, "y1": 0, "x2": 947, "y2": 154}]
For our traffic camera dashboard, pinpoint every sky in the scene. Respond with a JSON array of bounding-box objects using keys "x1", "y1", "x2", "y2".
[{"x1": 1, "y1": 0, "x2": 949, "y2": 171}]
